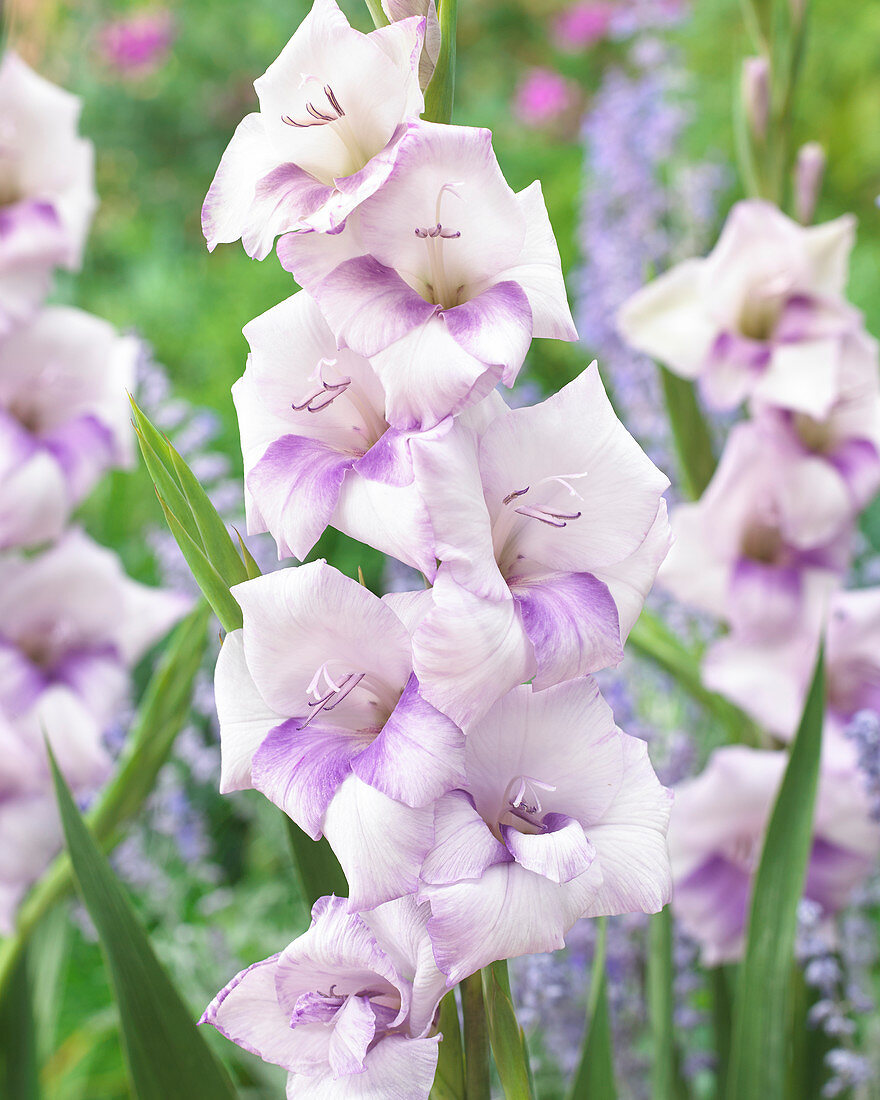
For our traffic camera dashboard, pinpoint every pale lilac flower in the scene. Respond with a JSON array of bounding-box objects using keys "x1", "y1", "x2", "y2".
[
  {"x1": 0, "y1": 53, "x2": 96, "y2": 335},
  {"x1": 617, "y1": 200, "x2": 861, "y2": 414},
  {"x1": 213, "y1": 561, "x2": 463, "y2": 909},
  {"x1": 419, "y1": 679, "x2": 673, "y2": 982},
  {"x1": 97, "y1": 10, "x2": 175, "y2": 78},
  {"x1": 279, "y1": 121, "x2": 577, "y2": 429},
  {"x1": 234, "y1": 291, "x2": 438, "y2": 574},
  {"x1": 409, "y1": 364, "x2": 670, "y2": 727},
  {"x1": 202, "y1": 0, "x2": 425, "y2": 248},
  {"x1": 382, "y1": 0, "x2": 440, "y2": 91},
  {"x1": 669, "y1": 746, "x2": 880, "y2": 966},
  {"x1": 552, "y1": 3, "x2": 614, "y2": 51},
  {"x1": 0, "y1": 306, "x2": 138, "y2": 549},
  {"x1": 0, "y1": 686, "x2": 116, "y2": 933},
  {"x1": 0, "y1": 529, "x2": 190, "y2": 728},
  {"x1": 0, "y1": 793, "x2": 64, "y2": 934},
  {"x1": 660, "y1": 420, "x2": 850, "y2": 733},
  {"x1": 201, "y1": 894, "x2": 447, "y2": 1099},
  {"x1": 513, "y1": 69, "x2": 576, "y2": 128}
]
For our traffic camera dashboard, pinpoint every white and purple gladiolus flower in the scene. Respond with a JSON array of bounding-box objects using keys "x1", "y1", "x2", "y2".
[
  {"x1": 0, "y1": 306, "x2": 138, "y2": 549},
  {"x1": 0, "y1": 52, "x2": 96, "y2": 336},
  {"x1": 419, "y1": 680, "x2": 673, "y2": 982},
  {"x1": 0, "y1": 529, "x2": 189, "y2": 728},
  {"x1": 409, "y1": 364, "x2": 671, "y2": 726},
  {"x1": 660, "y1": 419, "x2": 851, "y2": 734},
  {"x1": 201, "y1": 894, "x2": 448, "y2": 1099},
  {"x1": 233, "y1": 290, "x2": 436, "y2": 573},
  {"x1": 0, "y1": 686, "x2": 111, "y2": 933},
  {"x1": 202, "y1": 0, "x2": 425, "y2": 248},
  {"x1": 669, "y1": 746, "x2": 880, "y2": 966},
  {"x1": 214, "y1": 561, "x2": 464, "y2": 909},
  {"x1": 617, "y1": 200, "x2": 861, "y2": 415},
  {"x1": 279, "y1": 120, "x2": 577, "y2": 429}
]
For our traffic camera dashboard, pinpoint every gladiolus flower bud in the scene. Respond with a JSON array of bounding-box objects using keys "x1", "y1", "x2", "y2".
[
  {"x1": 741, "y1": 56, "x2": 770, "y2": 142},
  {"x1": 794, "y1": 141, "x2": 826, "y2": 225}
]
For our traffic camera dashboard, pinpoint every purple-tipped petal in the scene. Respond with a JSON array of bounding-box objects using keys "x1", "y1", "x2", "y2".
[
  {"x1": 420, "y1": 791, "x2": 510, "y2": 885},
  {"x1": 251, "y1": 719, "x2": 369, "y2": 839},
  {"x1": 501, "y1": 813, "x2": 597, "y2": 885},
  {"x1": 351, "y1": 673, "x2": 465, "y2": 808}
]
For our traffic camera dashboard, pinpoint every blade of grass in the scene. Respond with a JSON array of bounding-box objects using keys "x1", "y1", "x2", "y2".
[
  {"x1": 726, "y1": 647, "x2": 826, "y2": 1100},
  {"x1": 49, "y1": 748, "x2": 238, "y2": 1100},
  {"x1": 568, "y1": 917, "x2": 617, "y2": 1100}
]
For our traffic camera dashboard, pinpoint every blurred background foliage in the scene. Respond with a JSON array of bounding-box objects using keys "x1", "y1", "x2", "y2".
[{"x1": 4, "y1": 0, "x2": 880, "y2": 1095}]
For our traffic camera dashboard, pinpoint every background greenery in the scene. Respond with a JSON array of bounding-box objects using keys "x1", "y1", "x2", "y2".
[{"x1": 5, "y1": 0, "x2": 880, "y2": 1095}]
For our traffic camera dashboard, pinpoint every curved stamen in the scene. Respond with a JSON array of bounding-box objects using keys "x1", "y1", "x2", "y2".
[
  {"x1": 298, "y1": 668, "x2": 366, "y2": 729},
  {"x1": 283, "y1": 83, "x2": 345, "y2": 129},
  {"x1": 504, "y1": 774, "x2": 557, "y2": 817},
  {"x1": 514, "y1": 504, "x2": 582, "y2": 528},
  {"x1": 502, "y1": 486, "x2": 529, "y2": 505},
  {"x1": 291, "y1": 377, "x2": 352, "y2": 413}
]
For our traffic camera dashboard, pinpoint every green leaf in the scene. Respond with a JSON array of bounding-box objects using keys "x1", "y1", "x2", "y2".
[
  {"x1": 129, "y1": 399, "x2": 201, "y2": 549},
  {"x1": 284, "y1": 818, "x2": 348, "y2": 908},
  {"x1": 725, "y1": 646, "x2": 826, "y2": 1100},
  {"x1": 648, "y1": 908, "x2": 689, "y2": 1100},
  {"x1": 423, "y1": 0, "x2": 457, "y2": 124},
  {"x1": 710, "y1": 966, "x2": 733, "y2": 1093},
  {"x1": 483, "y1": 960, "x2": 533, "y2": 1100},
  {"x1": 627, "y1": 609, "x2": 759, "y2": 746},
  {"x1": 234, "y1": 528, "x2": 263, "y2": 580},
  {"x1": 657, "y1": 366, "x2": 717, "y2": 501},
  {"x1": 0, "y1": 947, "x2": 38, "y2": 1100},
  {"x1": 49, "y1": 748, "x2": 238, "y2": 1100},
  {"x1": 430, "y1": 992, "x2": 465, "y2": 1100},
  {"x1": 568, "y1": 918, "x2": 617, "y2": 1100},
  {"x1": 167, "y1": 445, "x2": 249, "y2": 589},
  {"x1": 0, "y1": 605, "x2": 210, "y2": 1003},
  {"x1": 157, "y1": 499, "x2": 243, "y2": 632}
]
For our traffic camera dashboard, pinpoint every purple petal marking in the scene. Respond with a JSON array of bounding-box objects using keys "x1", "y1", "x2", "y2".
[
  {"x1": 442, "y1": 281, "x2": 532, "y2": 381},
  {"x1": 0, "y1": 640, "x2": 48, "y2": 716},
  {"x1": 43, "y1": 414, "x2": 115, "y2": 499},
  {"x1": 675, "y1": 855, "x2": 751, "y2": 958},
  {"x1": 247, "y1": 434, "x2": 353, "y2": 560},
  {"x1": 283, "y1": 252, "x2": 437, "y2": 358},
  {"x1": 829, "y1": 438, "x2": 880, "y2": 510},
  {"x1": 420, "y1": 790, "x2": 510, "y2": 885},
  {"x1": 350, "y1": 673, "x2": 465, "y2": 808},
  {"x1": 513, "y1": 571, "x2": 622, "y2": 690},
  {"x1": 353, "y1": 428, "x2": 415, "y2": 487},
  {"x1": 805, "y1": 836, "x2": 874, "y2": 913},
  {"x1": 251, "y1": 718, "x2": 369, "y2": 839},
  {"x1": 327, "y1": 994, "x2": 378, "y2": 1077},
  {"x1": 501, "y1": 812, "x2": 596, "y2": 885}
]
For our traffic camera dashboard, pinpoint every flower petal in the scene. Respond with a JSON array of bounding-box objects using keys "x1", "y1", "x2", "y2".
[
  {"x1": 420, "y1": 790, "x2": 510, "y2": 885},
  {"x1": 502, "y1": 813, "x2": 596, "y2": 885},
  {"x1": 322, "y1": 775, "x2": 435, "y2": 910},
  {"x1": 351, "y1": 673, "x2": 465, "y2": 808}
]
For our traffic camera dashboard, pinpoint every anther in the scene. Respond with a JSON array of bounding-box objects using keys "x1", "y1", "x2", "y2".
[
  {"x1": 282, "y1": 84, "x2": 345, "y2": 128},
  {"x1": 514, "y1": 505, "x2": 582, "y2": 528},
  {"x1": 291, "y1": 377, "x2": 352, "y2": 413},
  {"x1": 502, "y1": 487, "x2": 530, "y2": 505}
]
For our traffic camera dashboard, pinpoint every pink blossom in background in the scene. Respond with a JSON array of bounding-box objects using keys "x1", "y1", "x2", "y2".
[
  {"x1": 97, "y1": 10, "x2": 175, "y2": 78},
  {"x1": 552, "y1": 3, "x2": 614, "y2": 52},
  {"x1": 513, "y1": 68, "x2": 576, "y2": 128}
]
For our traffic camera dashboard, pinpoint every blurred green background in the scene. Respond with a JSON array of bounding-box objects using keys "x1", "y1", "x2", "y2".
[{"x1": 5, "y1": 0, "x2": 880, "y2": 1094}]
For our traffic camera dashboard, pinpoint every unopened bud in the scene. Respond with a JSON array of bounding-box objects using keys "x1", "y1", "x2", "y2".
[
  {"x1": 741, "y1": 56, "x2": 770, "y2": 142},
  {"x1": 794, "y1": 142, "x2": 825, "y2": 224},
  {"x1": 788, "y1": 0, "x2": 806, "y2": 28}
]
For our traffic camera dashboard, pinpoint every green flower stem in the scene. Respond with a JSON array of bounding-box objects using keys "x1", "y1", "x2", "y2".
[
  {"x1": 483, "y1": 960, "x2": 533, "y2": 1099},
  {"x1": 461, "y1": 971, "x2": 491, "y2": 1100},
  {"x1": 364, "y1": 0, "x2": 390, "y2": 29},
  {"x1": 423, "y1": 0, "x2": 457, "y2": 124}
]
